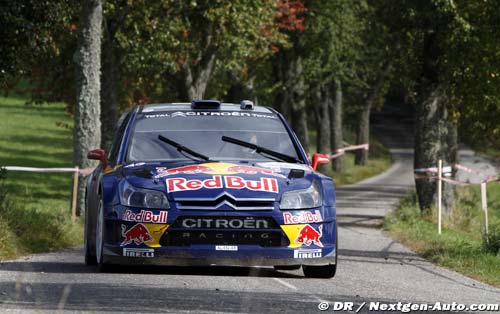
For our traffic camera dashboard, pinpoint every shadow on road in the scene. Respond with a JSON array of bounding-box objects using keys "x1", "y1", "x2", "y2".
[{"x1": 0, "y1": 260, "x2": 303, "y2": 278}]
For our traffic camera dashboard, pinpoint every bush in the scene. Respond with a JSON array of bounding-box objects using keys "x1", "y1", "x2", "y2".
[
  {"x1": 483, "y1": 223, "x2": 500, "y2": 255},
  {"x1": 0, "y1": 167, "x2": 8, "y2": 209}
]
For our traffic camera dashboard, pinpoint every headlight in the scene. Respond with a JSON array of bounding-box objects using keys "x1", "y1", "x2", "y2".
[
  {"x1": 280, "y1": 181, "x2": 323, "y2": 210},
  {"x1": 119, "y1": 180, "x2": 170, "y2": 209}
]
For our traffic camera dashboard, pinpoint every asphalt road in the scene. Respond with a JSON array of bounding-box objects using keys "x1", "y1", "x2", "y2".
[{"x1": 0, "y1": 115, "x2": 499, "y2": 314}]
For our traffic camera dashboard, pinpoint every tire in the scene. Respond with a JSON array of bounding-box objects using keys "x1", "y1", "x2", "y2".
[
  {"x1": 274, "y1": 265, "x2": 301, "y2": 271},
  {"x1": 303, "y1": 222, "x2": 338, "y2": 279},
  {"x1": 302, "y1": 264, "x2": 336, "y2": 278},
  {"x1": 95, "y1": 199, "x2": 110, "y2": 272},
  {"x1": 84, "y1": 197, "x2": 97, "y2": 266}
]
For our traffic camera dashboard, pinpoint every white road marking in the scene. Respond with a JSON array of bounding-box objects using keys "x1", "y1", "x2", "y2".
[
  {"x1": 273, "y1": 278, "x2": 297, "y2": 290},
  {"x1": 272, "y1": 278, "x2": 329, "y2": 304}
]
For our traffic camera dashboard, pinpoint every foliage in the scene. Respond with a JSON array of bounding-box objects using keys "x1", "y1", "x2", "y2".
[
  {"x1": 374, "y1": 0, "x2": 500, "y2": 143},
  {"x1": 0, "y1": 0, "x2": 79, "y2": 103},
  {"x1": 112, "y1": 0, "x2": 286, "y2": 103},
  {"x1": 483, "y1": 223, "x2": 500, "y2": 255}
]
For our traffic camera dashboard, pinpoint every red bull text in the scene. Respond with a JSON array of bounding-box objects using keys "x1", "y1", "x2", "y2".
[
  {"x1": 166, "y1": 175, "x2": 279, "y2": 193},
  {"x1": 283, "y1": 210, "x2": 323, "y2": 224},
  {"x1": 122, "y1": 210, "x2": 168, "y2": 224}
]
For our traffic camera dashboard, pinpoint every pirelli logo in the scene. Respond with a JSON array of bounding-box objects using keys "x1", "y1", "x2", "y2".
[{"x1": 294, "y1": 249, "x2": 322, "y2": 259}]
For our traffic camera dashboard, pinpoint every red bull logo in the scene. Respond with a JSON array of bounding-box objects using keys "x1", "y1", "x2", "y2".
[
  {"x1": 166, "y1": 175, "x2": 279, "y2": 193},
  {"x1": 121, "y1": 223, "x2": 153, "y2": 246},
  {"x1": 122, "y1": 210, "x2": 168, "y2": 224},
  {"x1": 295, "y1": 224, "x2": 323, "y2": 247},
  {"x1": 155, "y1": 163, "x2": 285, "y2": 178}
]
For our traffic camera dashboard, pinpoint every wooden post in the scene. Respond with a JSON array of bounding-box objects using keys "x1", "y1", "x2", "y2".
[
  {"x1": 71, "y1": 167, "x2": 79, "y2": 222},
  {"x1": 437, "y1": 160, "x2": 442, "y2": 235},
  {"x1": 481, "y1": 182, "x2": 489, "y2": 235}
]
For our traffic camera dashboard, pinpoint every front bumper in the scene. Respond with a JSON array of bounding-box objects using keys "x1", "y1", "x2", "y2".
[
  {"x1": 103, "y1": 245, "x2": 336, "y2": 267},
  {"x1": 104, "y1": 206, "x2": 337, "y2": 267}
]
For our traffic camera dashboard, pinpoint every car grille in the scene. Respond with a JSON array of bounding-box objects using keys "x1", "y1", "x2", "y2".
[
  {"x1": 160, "y1": 216, "x2": 288, "y2": 247},
  {"x1": 174, "y1": 192, "x2": 275, "y2": 211}
]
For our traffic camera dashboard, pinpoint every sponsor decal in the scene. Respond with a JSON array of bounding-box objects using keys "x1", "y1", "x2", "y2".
[
  {"x1": 166, "y1": 175, "x2": 278, "y2": 193},
  {"x1": 122, "y1": 210, "x2": 168, "y2": 224},
  {"x1": 155, "y1": 162, "x2": 285, "y2": 178},
  {"x1": 294, "y1": 248, "x2": 322, "y2": 258},
  {"x1": 295, "y1": 224, "x2": 323, "y2": 247},
  {"x1": 156, "y1": 165, "x2": 213, "y2": 177},
  {"x1": 225, "y1": 165, "x2": 285, "y2": 178},
  {"x1": 215, "y1": 245, "x2": 238, "y2": 251},
  {"x1": 283, "y1": 210, "x2": 323, "y2": 224},
  {"x1": 180, "y1": 217, "x2": 269, "y2": 229},
  {"x1": 179, "y1": 231, "x2": 274, "y2": 242},
  {"x1": 144, "y1": 111, "x2": 278, "y2": 119},
  {"x1": 123, "y1": 248, "x2": 154, "y2": 258},
  {"x1": 121, "y1": 223, "x2": 154, "y2": 246}
]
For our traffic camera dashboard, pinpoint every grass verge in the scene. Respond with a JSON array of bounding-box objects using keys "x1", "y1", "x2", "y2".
[
  {"x1": 0, "y1": 96, "x2": 83, "y2": 260},
  {"x1": 384, "y1": 184, "x2": 500, "y2": 287}
]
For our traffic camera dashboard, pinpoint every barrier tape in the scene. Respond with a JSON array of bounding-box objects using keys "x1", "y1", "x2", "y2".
[
  {"x1": 329, "y1": 143, "x2": 369, "y2": 160},
  {"x1": 454, "y1": 163, "x2": 498, "y2": 182},
  {"x1": 2, "y1": 166, "x2": 95, "y2": 177},
  {"x1": 414, "y1": 164, "x2": 499, "y2": 186}
]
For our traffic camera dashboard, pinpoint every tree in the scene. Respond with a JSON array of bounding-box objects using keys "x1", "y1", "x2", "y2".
[
  {"x1": 299, "y1": 0, "x2": 364, "y2": 171},
  {"x1": 352, "y1": 3, "x2": 394, "y2": 165},
  {"x1": 0, "y1": 1, "x2": 79, "y2": 101},
  {"x1": 73, "y1": 0, "x2": 102, "y2": 215},
  {"x1": 376, "y1": 0, "x2": 500, "y2": 212}
]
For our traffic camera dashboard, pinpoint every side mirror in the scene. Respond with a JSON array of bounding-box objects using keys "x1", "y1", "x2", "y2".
[
  {"x1": 311, "y1": 153, "x2": 330, "y2": 171},
  {"x1": 87, "y1": 149, "x2": 107, "y2": 169}
]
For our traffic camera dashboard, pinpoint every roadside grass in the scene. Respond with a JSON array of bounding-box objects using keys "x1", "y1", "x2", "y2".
[
  {"x1": 0, "y1": 96, "x2": 83, "y2": 260},
  {"x1": 384, "y1": 184, "x2": 500, "y2": 287},
  {"x1": 309, "y1": 130, "x2": 392, "y2": 186}
]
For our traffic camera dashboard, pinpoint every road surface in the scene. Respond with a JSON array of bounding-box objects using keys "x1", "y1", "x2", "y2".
[{"x1": 0, "y1": 115, "x2": 499, "y2": 313}]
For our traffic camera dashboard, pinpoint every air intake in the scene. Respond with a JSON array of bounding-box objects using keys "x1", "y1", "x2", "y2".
[{"x1": 191, "y1": 100, "x2": 221, "y2": 109}]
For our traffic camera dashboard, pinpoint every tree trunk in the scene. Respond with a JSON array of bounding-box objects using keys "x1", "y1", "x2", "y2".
[
  {"x1": 180, "y1": 24, "x2": 216, "y2": 100},
  {"x1": 290, "y1": 56, "x2": 309, "y2": 153},
  {"x1": 315, "y1": 84, "x2": 330, "y2": 173},
  {"x1": 355, "y1": 62, "x2": 392, "y2": 166},
  {"x1": 73, "y1": 0, "x2": 102, "y2": 215},
  {"x1": 182, "y1": 50, "x2": 216, "y2": 100},
  {"x1": 100, "y1": 7, "x2": 129, "y2": 151},
  {"x1": 414, "y1": 31, "x2": 455, "y2": 213},
  {"x1": 330, "y1": 78, "x2": 344, "y2": 172},
  {"x1": 100, "y1": 24, "x2": 118, "y2": 151},
  {"x1": 355, "y1": 105, "x2": 370, "y2": 166},
  {"x1": 273, "y1": 50, "x2": 292, "y2": 122}
]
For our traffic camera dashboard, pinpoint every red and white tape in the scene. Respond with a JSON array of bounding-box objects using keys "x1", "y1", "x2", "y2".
[
  {"x1": 414, "y1": 163, "x2": 499, "y2": 185},
  {"x1": 329, "y1": 143, "x2": 369, "y2": 160}
]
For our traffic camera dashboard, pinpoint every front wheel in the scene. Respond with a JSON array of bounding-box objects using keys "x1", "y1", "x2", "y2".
[
  {"x1": 303, "y1": 222, "x2": 338, "y2": 278},
  {"x1": 84, "y1": 197, "x2": 97, "y2": 266},
  {"x1": 302, "y1": 264, "x2": 336, "y2": 278},
  {"x1": 95, "y1": 200, "x2": 110, "y2": 272}
]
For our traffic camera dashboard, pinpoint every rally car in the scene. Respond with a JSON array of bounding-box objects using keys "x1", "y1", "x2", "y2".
[{"x1": 84, "y1": 100, "x2": 337, "y2": 278}]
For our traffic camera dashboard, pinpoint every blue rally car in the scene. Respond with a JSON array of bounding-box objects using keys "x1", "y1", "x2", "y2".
[{"x1": 85, "y1": 100, "x2": 337, "y2": 278}]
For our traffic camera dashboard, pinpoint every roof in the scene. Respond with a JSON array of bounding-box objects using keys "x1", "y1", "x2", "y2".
[{"x1": 138, "y1": 102, "x2": 274, "y2": 114}]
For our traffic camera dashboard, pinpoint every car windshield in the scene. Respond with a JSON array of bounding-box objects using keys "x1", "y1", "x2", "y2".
[{"x1": 127, "y1": 110, "x2": 301, "y2": 162}]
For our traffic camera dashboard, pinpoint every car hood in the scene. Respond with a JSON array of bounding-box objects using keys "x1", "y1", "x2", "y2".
[{"x1": 121, "y1": 161, "x2": 317, "y2": 200}]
